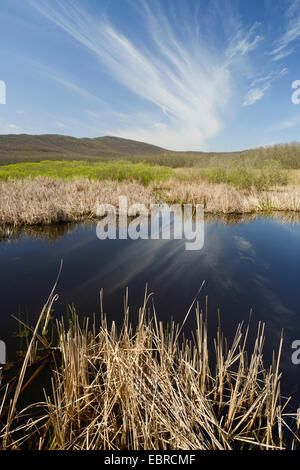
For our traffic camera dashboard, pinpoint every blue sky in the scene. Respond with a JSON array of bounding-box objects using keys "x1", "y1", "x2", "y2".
[{"x1": 1, "y1": 0, "x2": 300, "y2": 151}]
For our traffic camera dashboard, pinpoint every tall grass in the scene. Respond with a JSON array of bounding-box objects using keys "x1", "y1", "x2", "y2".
[{"x1": 0, "y1": 286, "x2": 299, "y2": 450}]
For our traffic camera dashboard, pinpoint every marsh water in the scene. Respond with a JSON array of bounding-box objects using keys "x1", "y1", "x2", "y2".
[{"x1": 1, "y1": 213, "x2": 300, "y2": 405}]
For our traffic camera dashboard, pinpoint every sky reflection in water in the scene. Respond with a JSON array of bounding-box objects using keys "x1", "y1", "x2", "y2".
[{"x1": 0, "y1": 214, "x2": 300, "y2": 401}]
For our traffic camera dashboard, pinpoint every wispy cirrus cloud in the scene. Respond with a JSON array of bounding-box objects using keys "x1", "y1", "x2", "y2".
[
  {"x1": 225, "y1": 22, "x2": 263, "y2": 61},
  {"x1": 270, "y1": 0, "x2": 300, "y2": 61},
  {"x1": 243, "y1": 68, "x2": 288, "y2": 106},
  {"x1": 0, "y1": 123, "x2": 24, "y2": 133},
  {"x1": 29, "y1": 0, "x2": 264, "y2": 150},
  {"x1": 243, "y1": 83, "x2": 271, "y2": 107},
  {"x1": 268, "y1": 112, "x2": 300, "y2": 132}
]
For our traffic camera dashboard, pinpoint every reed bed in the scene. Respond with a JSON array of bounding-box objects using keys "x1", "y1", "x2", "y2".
[
  {"x1": 0, "y1": 286, "x2": 299, "y2": 450},
  {"x1": 1, "y1": 177, "x2": 300, "y2": 227},
  {"x1": 0, "y1": 177, "x2": 155, "y2": 226},
  {"x1": 157, "y1": 180, "x2": 300, "y2": 213}
]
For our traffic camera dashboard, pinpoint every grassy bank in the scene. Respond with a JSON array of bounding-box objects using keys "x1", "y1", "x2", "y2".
[{"x1": 0, "y1": 287, "x2": 299, "y2": 450}]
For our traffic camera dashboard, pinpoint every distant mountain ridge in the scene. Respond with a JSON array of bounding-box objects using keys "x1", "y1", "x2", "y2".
[
  {"x1": 0, "y1": 134, "x2": 167, "y2": 164},
  {"x1": 1, "y1": 134, "x2": 299, "y2": 169}
]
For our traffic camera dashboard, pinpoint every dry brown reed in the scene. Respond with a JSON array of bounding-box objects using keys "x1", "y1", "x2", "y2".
[
  {"x1": 157, "y1": 179, "x2": 300, "y2": 213},
  {"x1": 0, "y1": 287, "x2": 299, "y2": 450},
  {"x1": 1, "y1": 177, "x2": 300, "y2": 228},
  {"x1": 0, "y1": 177, "x2": 155, "y2": 226}
]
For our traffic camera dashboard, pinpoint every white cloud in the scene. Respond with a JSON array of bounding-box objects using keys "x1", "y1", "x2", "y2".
[
  {"x1": 270, "y1": 0, "x2": 300, "y2": 61},
  {"x1": 234, "y1": 236, "x2": 256, "y2": 258},
  {"x1": 242, "y1": 68, "x2": 288, "y2": 106},
  {"x1": 226, "y1": 22, "x2": 263, "y2": 61},
  {"x1": 243, "y1": 83, "x2": 271, "y2": 106},
  {"x1": 250, "y1": 68, "x2": 288, "y2": 87},
  {"x1": 55, "y1": 121, "x2": 67, "y2": 129},
  {"x1": 30, "y1": 0, "x2": 263, "y2": 150},
  {"x1": 48, "y1": 73, "x2": 106, "y2": 106},
  {"x1": 268, "y1": 113, "x2": 300, "y2": 131},
  {"x1": 0, "y1": 123, "x2": 24, "y2": 133},
  {"x1": 8, "y1": 124, "x2": 23, "y2": 130}
]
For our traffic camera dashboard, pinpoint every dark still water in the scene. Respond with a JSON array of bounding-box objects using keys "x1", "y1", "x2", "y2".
[{"x1": 1, "y1": 214, "x2": 300, "y2": 403}]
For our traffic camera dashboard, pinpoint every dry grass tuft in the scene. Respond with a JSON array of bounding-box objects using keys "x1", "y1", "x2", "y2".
[{"x1": 0, "y1": 287, "x2": 299, "y2": 450}]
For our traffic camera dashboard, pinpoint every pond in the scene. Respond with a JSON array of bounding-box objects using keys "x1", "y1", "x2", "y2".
[{"x1": 1, "y1": 213, "x2": 300, "y2": 405}]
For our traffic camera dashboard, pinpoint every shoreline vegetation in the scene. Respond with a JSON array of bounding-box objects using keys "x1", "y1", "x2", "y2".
[
  {"x1": 0, "y1": 286, "x2": 299, "y2": 450},
  {"x1": 0, "y1": 166, "x2": 300, "y2": 226},
  {"x1": 0, "y1": 142, "x2": 300, "y2": 226},
  {"x1": 3, "y1": 210, "x2": 300, "y2": 243}
]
